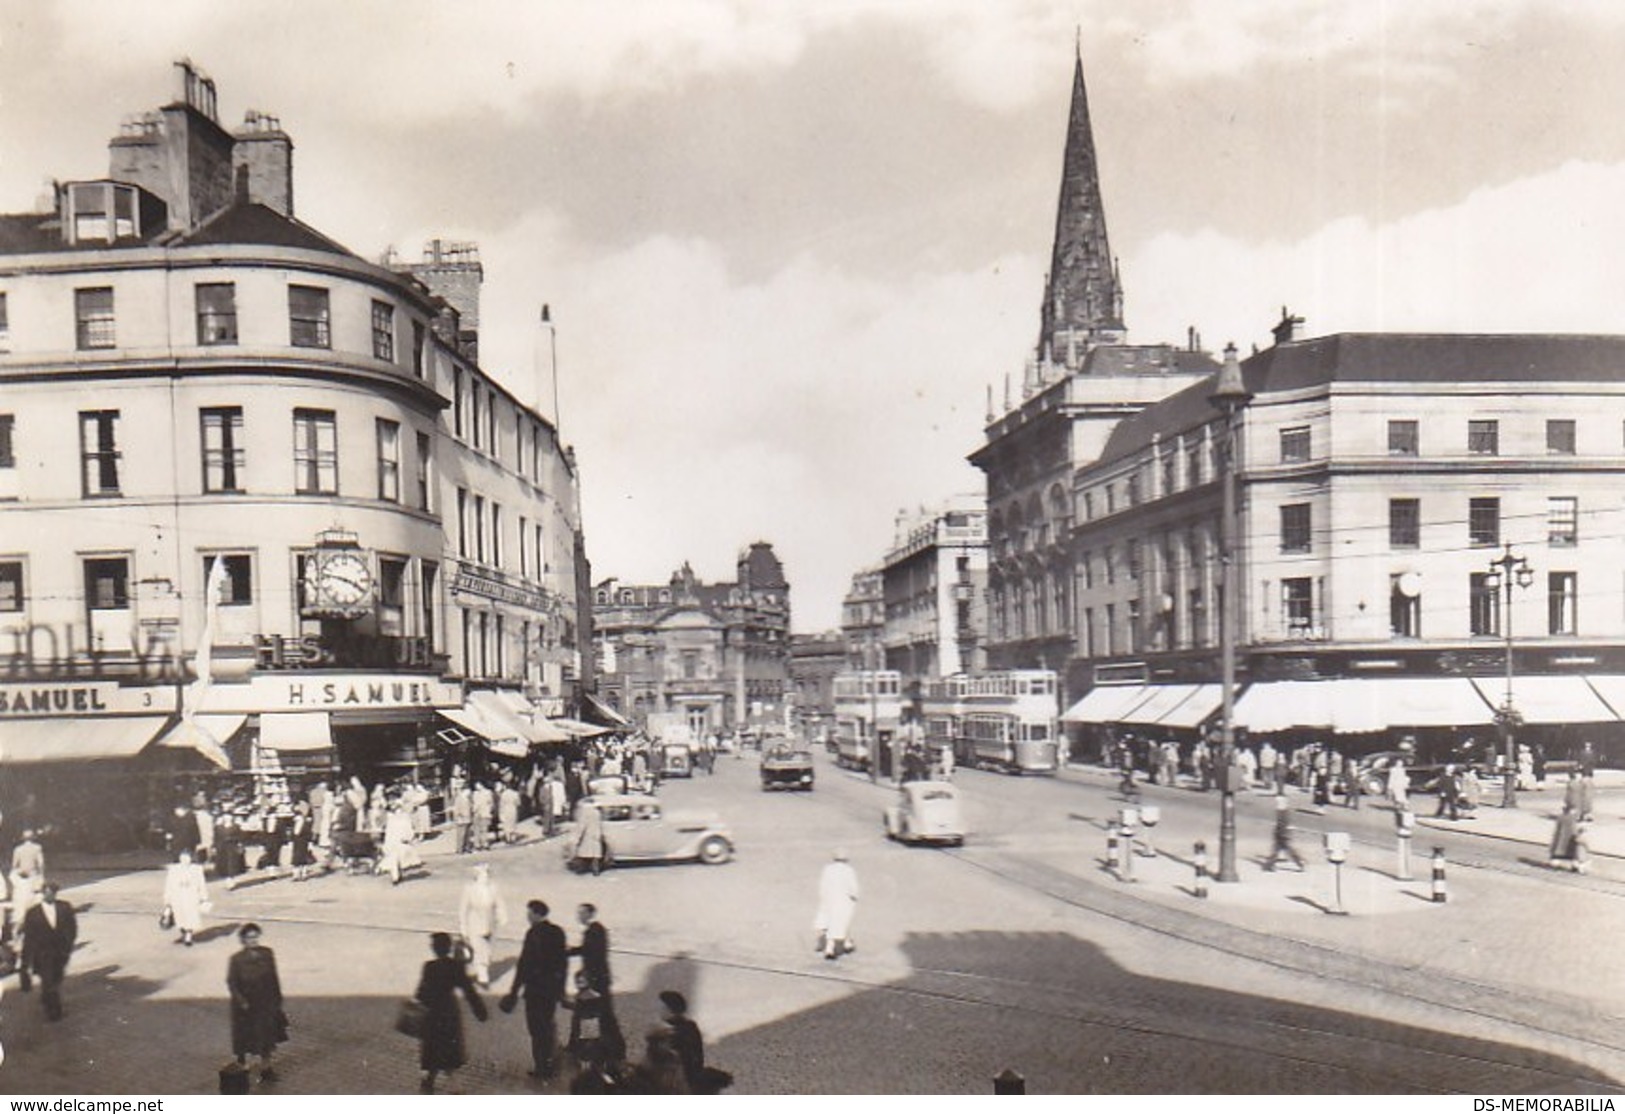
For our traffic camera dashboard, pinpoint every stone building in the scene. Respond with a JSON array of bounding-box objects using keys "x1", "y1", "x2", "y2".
[
  {"x1": 840, "y1": 568, "x2": 884, "y2": 670},
  {"x1": 0, "y1": 62, "x2": 589, "y2": 841},
  {"x1": 879, "y1": 506, "x2": 988, "y2": 681},
  {"x1": 592, "y1": 542, "x2": 791, "y2": 735}
]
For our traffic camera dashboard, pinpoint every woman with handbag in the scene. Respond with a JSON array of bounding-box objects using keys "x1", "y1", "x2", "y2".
[
  {"x1": 162, "y1": 849, "x2": 209, "y2": 946},
  {"x1": 414, "y1": 931, "x2": 487, "y2": 1093}
]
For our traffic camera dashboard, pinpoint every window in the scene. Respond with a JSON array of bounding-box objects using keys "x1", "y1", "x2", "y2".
[
  {"x1": 376, "y1": 418, "x2": 400, "y2": 501},
  {"x1": 682, "y1": 650, "x2": 701, "y2": 679},
  {"x1": 415, "y1": 431, "x2": 432, "y2": 512},
  {"x1": 75, "y1": 287, "x2": 115, "y2": 350},
  {"x1": 1282, "y1": 577, "x2": 1313, "y2": 632},
  {"x1": 456, "y1": 488, "x2": 469, "y2": 557},
  {"x1": 84, "y1": 556, "x2": 130, "y2": 610},
  {"x1": 80, "y1": 410, "x2": 121, "y2": 496},
  {"x1": 1126, "y1": 540, "x2": 1142, "y2": 580},
  {"x1": 1468, "y1": 419, "x2": 1499, "y2": 456},
  {"x1": 1390, "y1": 574, "x2": 1420, "y2": 638},
  {"x1": 1082, "y1": 492, "x2": 1094, "y2": 521},
  {"x1": 1189, "y1": 587, "x2": 1206, "y2": 648},
  {"x1": 487, "y1": 396, "x2": 499, "y2": 456},
  {"x1": 1387, "y1": 420, "x2": 1419, "y2": 457},
  {"x1": 1125, "y1": 473, "x2": 1141, "y2": 506},
  {"x1": 518, "y1": 516, "x2": 529, "y2": 579},
  {"x1": 195, "y1": 283, "x2": 237, "y2": 345},
  {"x1": 1280, "y1": 503, "x2": 1311, "y2": 553},
  {"x1": 1279, "y1": 426, "x2": 1311, "y2": 463},
  {"x1": 288, "y1": 285, "x2": 331, "y2": 348},
  {"x1": 473, "y1": 495, "x2": 485, "y2": 563},
  {"x1": 292, "y1": 409, "x2": 338, "y2": 494},
  {"x1": 0, "y1": 560, "x2": 23, "y2": 612},
  {"x1": 1080, "y1": 551, "x2": 1093, "y2": 590},
  {"x1": 452, "y1": 368, "x2": 465, "y2": 438},
  {"x1": 1546, "y1": 419, "x2": 1576, "y2": 455},
  {"x1": 412, "y1": 321, "x2": 426, "y2": 379},
  {"x1": 203, "y1": 553, "x2": 253, "y2": 605},
  {"x1": 1126, "y1": 598, "x2": 1142, "y2": 653},
  {"x1": 1548, "y1": 497, "x2": 1578, "y2": 547},
  {"x1": 1105, "y1": 485, "x2": 1116, "y2": 515},
  {"x1": 1469, "y1": 497, "x2": 1500, "y2": 547},
  {"x1": 200, "y1": 407, "x2": 245, "y2": 493},
  {"x1": 1469, "y1": 573, "x2": 1500, "y2": 637},
  {"x1": 0, "y1": 413, "x2": 13, "y2": 469},
  {"x1": 0, "y1": 291, "x2": 9, "y2": 350},
  {"x1": 421, "y1": 560, "x2": 438, "y2": 649},
  {"x1": 534, "y1": 523, "x2": 545, "y2": 577},
  {"x1": 1161, "y1": 452, "x2": 1176, "y2": 494},
  {"x1": 1549, "y1": 572, "x2": 1578, "y2": 635},
  {"x1": 371, "y1": 300, "x2": 395, "y2": 361},
  {"x1": 378, "y1": 556, "x2": 407, "y2": 635},
  {"x1": 1104, "y1": 603, "x2": 1116, "y2": 655},
  {"x1": 490, "y1": 503, "x2": 502, "y2": 567},
  {"x1": 1389, "y1": 498, "x2": 1420, "y2": 549},
  {"x1": 471, "y1": 385, "x2": 483, "y2": 450}
]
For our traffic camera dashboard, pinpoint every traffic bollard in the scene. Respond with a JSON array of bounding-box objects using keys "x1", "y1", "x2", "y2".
[
  {"x1": 1193, "y1": 840, "x2": 1209, "y2": 899},
  {"x1": 1118, "y1": 807, "x2": 1138, "y2": 882},
  {"x1": 1324, "y1": 832, "x2": 1350, "y2": 915},
  {"x1": 1105, "y1": 822, "x2": 1120, "y2": 873},
  {"x1": 993, "y1": 1069, "x2": 1026, "y2": 1095},
  {"x1": 1395, "y1": 809, "x2": 1414, "y2": 881},
  {"x1": 1431, "y1": 846, "x2": 1448, "y2": 903},
  {"x1": 1138, "y1": 805, "x2": 1160, "y2": 857}
]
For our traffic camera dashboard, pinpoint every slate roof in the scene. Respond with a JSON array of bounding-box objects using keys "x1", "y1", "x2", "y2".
[
  {"x1": 0, "y1": 200, "x2": 363, "y2": 261},
  {"x1": 1095, "y1": 333, "x2": 1625, "y2": 469}
]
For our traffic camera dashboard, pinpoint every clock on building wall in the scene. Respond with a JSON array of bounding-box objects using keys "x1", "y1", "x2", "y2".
[{"x1": 304, "y1": 544, "x2": 376, "y2": 619}]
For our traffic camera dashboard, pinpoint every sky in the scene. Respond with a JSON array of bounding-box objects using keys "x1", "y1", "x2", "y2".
[{"x1": 3, "y1": 1, "x2": 1623, "y2": 631}]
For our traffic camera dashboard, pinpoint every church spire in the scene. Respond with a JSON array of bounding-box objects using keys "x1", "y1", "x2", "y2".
[{"x1": 1038, "y1": 38, "x2": 1125, "y2": 368}]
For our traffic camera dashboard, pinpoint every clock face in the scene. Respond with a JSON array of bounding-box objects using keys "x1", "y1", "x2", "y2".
[{"x1": 319, "y1": 551, "x2": 374, "y2": 607}]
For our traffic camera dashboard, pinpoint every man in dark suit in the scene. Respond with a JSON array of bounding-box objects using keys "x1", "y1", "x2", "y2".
[
  {"x1": 21, "y1": 881, "x2": 78, "y2": 1020},
  {"x1": 502, "y1": 899, "x2": 568, "y2": 1078},
  {"x1": 570, "y1": 903, "x2": 612, "y2": 999}
]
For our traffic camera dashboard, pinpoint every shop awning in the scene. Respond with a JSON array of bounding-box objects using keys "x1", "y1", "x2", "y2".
[
  {"x1": 468, "y1": 690, "x2": 570, "y2": 744},
  {"x1": 154, "y1": 714, "x2": 245, "y2": 768},
  {"x1": 1470, "y1": 676, "x2": 1620, "y2": 725},
  {"x1": 1061, "y1": 685, "x2": 1149, "y2": 724},
  {"x1": 549, "y1": 716, "x2": 613, "y2": 738},
  {"x1": 579, "y1": 691, "x2": 631, "y2": 728},
  {"x1": 259, "y1": 711, "x2": 333, "y2": 752},
  {"x1": 1232, "y1": 681, "x2": 1339, "y2": 733},
  {"x1": 1584, "y1": 676, "x2": 1625, "y2": 719},
  {"x1": 0, "y1": 715, "x2": 169, "y2": 764},
  {"x1": 1329, "y1": 677, "x2": 1495, "y2": 733},
  {"x1": 1156, "y1": 684, "x2": 1228, "y2": 729},
  {"x1": 1117, "y1": 684, "x2": 1202, "y2": 726}
]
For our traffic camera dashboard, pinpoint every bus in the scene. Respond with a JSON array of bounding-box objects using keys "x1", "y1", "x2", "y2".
[
  {"x1": 832, "y1": 670, "x2": 903, "y2": 771},
  {"x1": 923, "y1": 670, "x2": 1060, "y2": 775}
]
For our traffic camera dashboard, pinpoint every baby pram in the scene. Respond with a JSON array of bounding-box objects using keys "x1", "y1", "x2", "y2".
[{"x1": 330, "y1": 829, "x2": 378, "y2": 874}]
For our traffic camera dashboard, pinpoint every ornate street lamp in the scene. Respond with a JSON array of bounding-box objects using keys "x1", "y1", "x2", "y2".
[
  {"x1": 1482, "y1": 544, "x2": 1534, "y2": 808},
  {"x1": 1210, "y1": 343, "x2": 1251, "y2": 882}
]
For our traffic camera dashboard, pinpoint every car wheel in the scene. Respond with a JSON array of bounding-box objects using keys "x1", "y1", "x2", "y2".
[{"x1": 698, "y1": 836, "x2": 731, "y2": 865}]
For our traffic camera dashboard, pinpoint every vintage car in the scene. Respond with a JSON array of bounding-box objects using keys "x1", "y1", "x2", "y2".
[
  {"x1": 883, "y1": 780, "x2": 966, "y2": 846},
  {"x1": 566, "y1": 793, "x2": 733, "y2": 869},
  {"x1": 659, "y1": 743, "x2": 694, "y2": 778},
  {"x1": 760, "y1": 745, "x2": 816, "y2": 791}
]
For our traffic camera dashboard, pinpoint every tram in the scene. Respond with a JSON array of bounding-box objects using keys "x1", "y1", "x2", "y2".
[
  {"x1": 832, "y1": 670, "x2": 903, "y2": 771},
  {"x1": 922, "y1": 670, "x2": 1060, "y2": 775}
]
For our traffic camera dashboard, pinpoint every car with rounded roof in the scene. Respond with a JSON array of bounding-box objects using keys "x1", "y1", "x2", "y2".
[{"x1": 566, "y1": 793, "x2": 733, "y2": 869}]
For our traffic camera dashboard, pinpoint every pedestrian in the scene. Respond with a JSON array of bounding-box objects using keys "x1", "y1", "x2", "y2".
[
  {"x1": 287, "y1": 802, "x2": 316, "y2": 882},
  {"x1": 502, "y1": 899, "x2": 570, "y2": 1080},
  {"x1": 813, "y1": 848, "x2": 859, "y2": 960},
  {"x1": 1345, "y1": 755, "x2": 1363, "y2": 811},
  {"x1": 19, "y1": 881, "x2": 77, "y2": 1020},
  {"x1": 167, "y1": 804, "x2": 201, "y2": 860},
  {"x1": 1433, "y1": 765, "x2": 1460, "y2": 821},
  {"x1": 1258, "y1": 741, "x2": 1278, "y2": 793},
  {"x1": 571, "y1": 801, "x2": 606, "y2": 876},
  {"x1": 471, "y1": 782, "x2": 495, "y2": 852},
  {"x1": 451, "y1": 783, "x2": 474, "y2": 855},
  {"x1": 1459, "y1": 766, "x2": 1483, "y2": 818},
  {"x1": 658, "y1": 990, "x2": 731, "y2": 1094},
  {"x1": 1387, "y1": 757, "x2": 1411, "y2": 811},
  {"x1": 227, "y1": 923, "x2": 286, "y2": 1085},
  {"x1": 570, "y1": 902, "x2": 612, "y2": 999},
  {"x1": 1548, "y1": 800, "x2": 1585, "y2": 872},
  {"x1": 563, "y1": 969, "x2": 625, "y2": 1079},
  {"x1": 1532, "y1": 742, "x2": 1548, "y2": 790},
  {"x1": 8, "y1": 829, "x2": 44, "y2": 938},
  {"x1": 1262, "y1": 791, "x2": 1306, "y2": 872},
  {"x1": 1159, "y1": 740, "x2": 1180, "y2": 788},
  {"x1": 163, "y1": 848, "x2": 209, "y2": 946},
  {"x1": 498, "y1": 781, "x2": 521, "y2": 845},
  {"x1": 378, "y1": 799, "x2": 422, "y2": 885},
  {"x1": 458, "y1": 863, "x2": 507, "y2": 988},
  {"x1": 414, "y1": 931, "x2": 488, "y2": 1093},
  {"x1": 1116, "y1": 737, "x2": 1138, "y2": 800},
  {"x1": 1311, "y1": 748, "x2": 1332, "y2": 812}
]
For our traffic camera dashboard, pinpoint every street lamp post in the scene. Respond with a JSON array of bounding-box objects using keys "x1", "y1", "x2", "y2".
[
  {"x1": 1483, "y1": 544, "x2": 1534, "y2": 808},
  {"x1": 1210, "y1": 343, "x2": 1251, "y2": 883}
]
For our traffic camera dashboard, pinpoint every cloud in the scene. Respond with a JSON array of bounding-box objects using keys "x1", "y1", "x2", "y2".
[{"x1": 1130, "y1": 158, "x2": 1625, "y2": 352}]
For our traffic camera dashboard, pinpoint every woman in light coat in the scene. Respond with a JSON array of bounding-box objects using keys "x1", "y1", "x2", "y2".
[
  {"x1": 163, "y1": 848, "x2": 209, "y2": 946},
  {"x1": 378, "y1": 801, "x2": 422, "y2": 885},
  {"x1": 813, "y1": 849, "x2": 859, "y2": 960}
]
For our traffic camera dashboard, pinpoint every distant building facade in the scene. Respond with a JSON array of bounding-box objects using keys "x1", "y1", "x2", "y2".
[
  {"x1": 592, "y1": 542, "x2": 791, "y2": 735},
  {"x1": 879, "y1": 507, "x2": 988, "y2": 681},
  {"x1": 840, "y1": 568, "x2": 884, "y2": 669},
  {"x1": 788, "y1": 631, "x2": 846, "y2": 726}
]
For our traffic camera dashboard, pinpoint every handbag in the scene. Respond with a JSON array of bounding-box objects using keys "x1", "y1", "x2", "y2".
[
  {"x1": 159, "y1": 906, "x2": 175, "y2": 931},
  {"x1": 395, "y1": 998, "x2": 428, "y2": 1039},
  {"x1": 453, "y1": 935, "x2": 475, "y2": 965}
]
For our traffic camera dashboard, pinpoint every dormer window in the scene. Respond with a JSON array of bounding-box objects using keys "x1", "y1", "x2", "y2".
[{"x1": 65, "y1": 182, "x2": 144, "y2": 245}]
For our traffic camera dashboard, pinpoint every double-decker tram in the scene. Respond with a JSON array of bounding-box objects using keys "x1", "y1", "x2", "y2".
[
  {"x1": 832, "y1": 670, "x2": 903, "y2": 771},
  {"x1": 921, "y1": 675, "x2": 970, "y2": 767},
  {"x1": 948, "y1": 670, "x2": 1060, "y2": 775}
]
